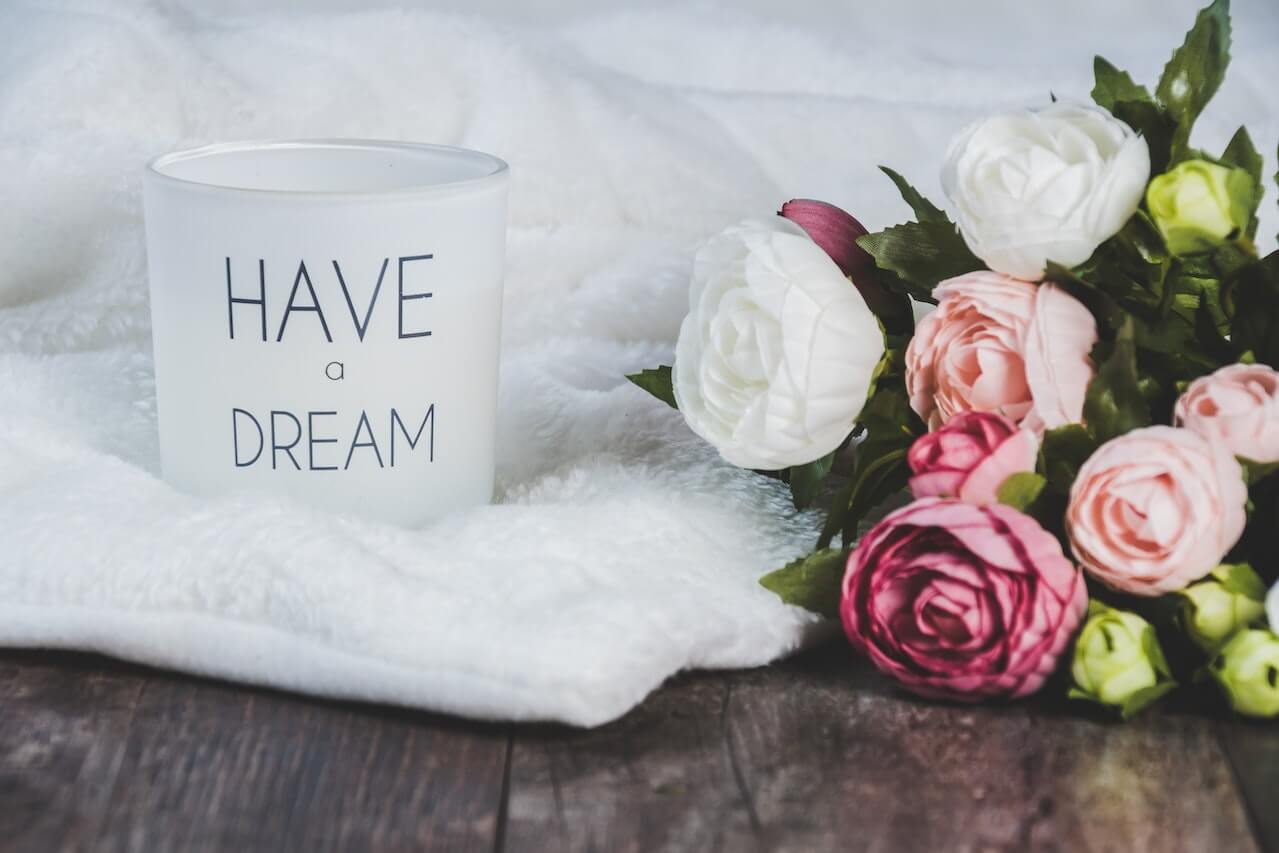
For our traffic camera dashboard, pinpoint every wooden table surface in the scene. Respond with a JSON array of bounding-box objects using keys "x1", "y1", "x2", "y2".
[{"x1": 1, "y1": 643, "x2": 1274, "y2": 853}]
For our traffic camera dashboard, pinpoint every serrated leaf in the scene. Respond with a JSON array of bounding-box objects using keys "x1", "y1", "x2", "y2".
[
  {"x1": 788, "y1": 452, "x2": 835, "y2": 510},
  {"x1": 1091, "y1": 56, "x2": 1153, "y2": 111},
  {"x1": 1156, "y1": 0, "x2": 1231, "y2": 159},
  {"x1": 1221, "y1": 126, "x2": 1263, "y2": 238},
  {"x1": 878, "y1": 166, "x2": 949, "y2": 223},
  {"x1": 996, "y1": 472, "x2": 1047, "y2": 512},
  {"x1": 626, "y1": 365, "x2": 677, "y2": 408},
  {"x1": 1084, "y1": 319, "x2": 1151, "y2": 442},
  {"x1": 759, "y1": 548, "x2": 847, "y2": 618},
  {"x1": 856, "y1": 221, "x2": 983, "y2": 297}
]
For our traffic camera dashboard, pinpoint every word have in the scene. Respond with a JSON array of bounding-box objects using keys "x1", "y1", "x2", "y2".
[
  {"x1": 232, "y1": 406, "x2": 435, "y2": 471},
  {"x1": 226, "y1": 255, "x2": 434, "y2": 342}
]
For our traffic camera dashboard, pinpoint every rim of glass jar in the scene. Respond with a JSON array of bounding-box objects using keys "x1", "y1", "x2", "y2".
[{"x1": 146, "y1": 138, "x2": 510, "y2": 201}]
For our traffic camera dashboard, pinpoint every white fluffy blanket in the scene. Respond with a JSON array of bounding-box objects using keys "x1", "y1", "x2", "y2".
[{"x1": 1, "y1": 0, "x2": 1275, "y2": 726}]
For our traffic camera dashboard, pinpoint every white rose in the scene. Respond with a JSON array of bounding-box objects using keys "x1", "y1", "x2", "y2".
[
  {"x1": 941, "y1": 103, "x2": 1151, "y2": 280},
  {"x1": 673, "y1": 218, "x2": 884, "y2": 470}
]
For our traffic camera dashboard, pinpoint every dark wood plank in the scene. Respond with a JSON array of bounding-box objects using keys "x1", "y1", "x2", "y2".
[
  {"x1": 0, "y1": 653, "x2": 146, "y2": 852},
  {"x1": 0, "y1": 651, "x2": 509, "y2": 853},
  {"x1": 501, "y1": 643, "x2": 1264, "y2": 853},
  {"x1": 2, "y1": 646, "x2": 1271, "y2": 853},
  {"x1": 502, "y1": 671, "x2": 760, "y2": 852},
  {"x1": 1219, "y1": 720, "x2": 1279, "y2": 852},
  {"x1": 725, "y1": 644, "x2": 1262, "y2": 853}
]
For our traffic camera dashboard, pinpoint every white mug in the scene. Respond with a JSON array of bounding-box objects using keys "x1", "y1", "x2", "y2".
[{"x1": 143, "y1": 139, "x2": 509, "y2": 525}]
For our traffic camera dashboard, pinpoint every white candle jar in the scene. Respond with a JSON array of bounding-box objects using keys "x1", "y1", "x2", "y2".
[{"x1": 143, "y1": 140, "x2": 509, "y2": 525}]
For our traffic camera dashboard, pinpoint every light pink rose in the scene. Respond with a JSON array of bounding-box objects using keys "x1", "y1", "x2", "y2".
[
  {"x1": 907, "y1": 411, "x2": 1039, "y2": 505},
  {"x1": 1174, "y1": 363, "x2": 1279, "y2": 464},
  {"x1": 841, "y1": 497, "x2": 1087, "y2": 702},
  {"x1": 905, "y1": 272, "x2": 1097, "y2": 433},
  {"x1": 1067, "y1": 426, "x2": 1248, "y2": 596}
]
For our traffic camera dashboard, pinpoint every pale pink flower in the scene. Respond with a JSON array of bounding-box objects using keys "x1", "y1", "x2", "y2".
[
  {"x1": 1175, "y1": 363, "x2": 1279, "y2": 464},
  {"x1": 905, "y1": 272, "x2": 1097, "y2": 433},
  {"x1": 1067, "y1": 426, "x2": 1248, "y2": 596}
]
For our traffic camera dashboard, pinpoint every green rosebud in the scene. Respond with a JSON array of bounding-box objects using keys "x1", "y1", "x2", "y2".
[
  {"x1": 1178, "y1": 563, "x2": 1266, "y2": 651},
  {"x1": 1146, "y1": 159, "x2": 1253, "y2": 255},
  {"x1": 1210, "y1": 629, "x2": 1279, "y2": 718},
  {"x1": 1069, "y1": 602, "x2": 1175, "y2": 717}
]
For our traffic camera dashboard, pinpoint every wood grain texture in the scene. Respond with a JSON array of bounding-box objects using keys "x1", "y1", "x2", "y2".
[
  {"x1": 0, "y1": 652, "x2": 508, "y2": 853},
  {"x1": 725, "y1": 645, "x2": 1261, "y2": 853},
  {"x1": 1220, "y1": 719, "x2": 1279, "y2": 852},
  {"x1": 0, "y1": 646, "x2": 1274, "y2": 853},
  {"x1": 502, "y1": 670, "x2": 760, "y2": 853}
]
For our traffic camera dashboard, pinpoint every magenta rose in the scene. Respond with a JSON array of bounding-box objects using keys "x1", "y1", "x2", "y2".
[
  {"x1": 907, "y1": 411, "x2": 1039, "y2": 505},
  {"x1": 841, "y1": 498, "x2": 1087, "y2": 702}
]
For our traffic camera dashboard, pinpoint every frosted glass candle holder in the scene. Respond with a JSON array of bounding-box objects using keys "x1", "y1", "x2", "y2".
[{"x1": 143, "y1": 140, "x2": 509, "y2": 525}]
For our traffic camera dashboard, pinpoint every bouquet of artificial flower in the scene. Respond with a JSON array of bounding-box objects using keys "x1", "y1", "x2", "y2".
[{"x1": 629, "y1": 0, "x2": 1279, "y2": 718}]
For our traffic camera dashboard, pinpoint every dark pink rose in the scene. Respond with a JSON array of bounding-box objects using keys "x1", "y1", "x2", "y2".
[
  {"x1": 779, "y1": 198, "x2": 895, "y2": 320},
  {"x1": 907, "y1": 411, "x2": 1039, "y2": 505},
  {"x1": 779, "y1": 199, "x2": 873, "y2": 279},
  {"x1": 841, "y1": 498, "x2": 1087, "y2": 702}
]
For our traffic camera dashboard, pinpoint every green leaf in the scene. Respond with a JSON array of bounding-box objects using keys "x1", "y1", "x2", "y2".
[
  {"x1": 1041, "y1": 424, "x2": 1098, "y2": 493},
  {"x1": 1221, "y1": 126, "x2": 1263, "y2": 238},
  {"x1": 759, "y1": 548, "x2": 847, "y2": 618},
  {"x1": 996, "y1": 472, "x2": 1048, "y2": 513},
  {"x1": 1213, "y1": 562, "x2": 1267, "y2": 601},
  {"x1": 626, "y1": 365, "x2": 677, "y2": 408},
  {"x1": 878, "y1": 166, "x2": 949, "y2": 223},
  {"x1": 1242, "y1": 460, "x2": 1279, "y2": 486},
  {"x1": 1156, "y1": 0, "x2": 1232, "y2": 159},
  {"x1": 1113, "y1": 100, "x2": 1178, "y2": 174},
  {"x1": 1084, "y1": 319, "x2": 1151, "y2": 442},
  {"x1": 1222, "y1": 126, "x2": 1263, "y2": 188},
  {"x1": 1042, "y1": 262, "x2": 1127, "y2": 334},
  {"x1": 787, "y1": 452, "x2": 835, "y2": 510},
  {"x1": 1194, "y1": 297, "x2": 1236, "y2": 364},
  {"x1": 1141, "y1": 625, "x2": 1175, "y2": 679},
  {"x1": 1231, "y1": 252, "x2": 1279, "y2": 368},
  {"x1": 1118, "y1": 681, "x2": 1178, "y2": 720},
  {"x1": 856, "y1": 222, "x2": 983, "y2": 298},
  {"x1": 1091, "y1": 56, "x2": 1153, "y2": 111},
  {"x1": 817, "y1": 381, "x2": 922, "y2": 549}
]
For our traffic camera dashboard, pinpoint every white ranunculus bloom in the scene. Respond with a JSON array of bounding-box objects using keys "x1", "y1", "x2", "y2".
[
  {"x1": 942, "y1": 103, "x2": 1151, "y2": 280},
  {"x1": 673, "y1": 218, "x2": 885, "y2": 470}
]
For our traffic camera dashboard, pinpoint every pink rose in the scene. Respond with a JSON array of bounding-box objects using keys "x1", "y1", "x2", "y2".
[
  {"x1": 907, "y1": 411, "x2": 1039, "y2": 505},
  {"x1": 905, "y1": 272, "x2": 1097, "y2": 433},
  {"x1": 1174, "y1": 363, "x2": 1279, "y2": 464},
  {"x1": 841, "y1": 497, "x2": 1087, "y2": 702},
  {"x1": 1067, "y1": 426, "x2": 1247, "y2": 596}
]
